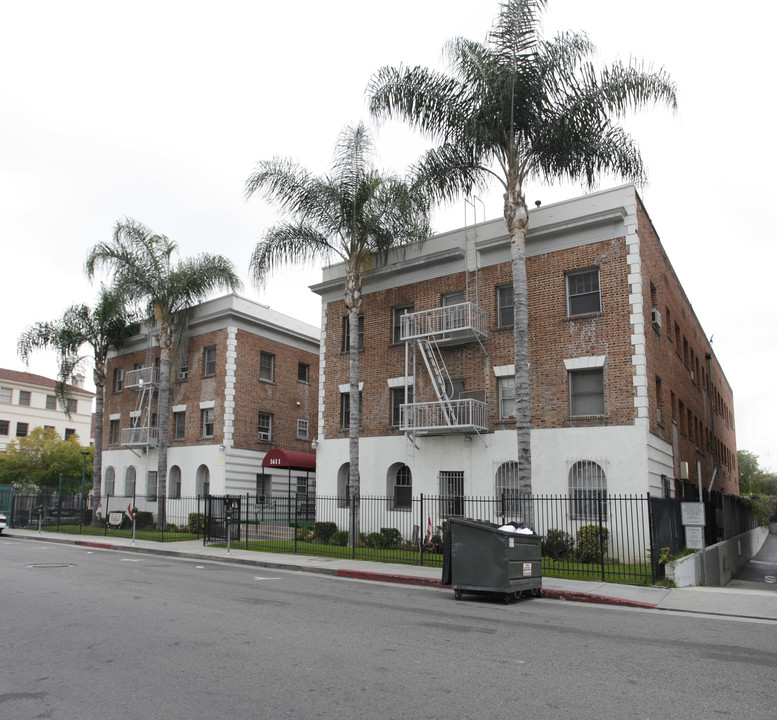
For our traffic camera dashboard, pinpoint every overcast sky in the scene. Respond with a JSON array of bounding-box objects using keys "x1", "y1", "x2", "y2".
[{"x1": 1, "y1": 1, "x2": 774, "y2": 469}]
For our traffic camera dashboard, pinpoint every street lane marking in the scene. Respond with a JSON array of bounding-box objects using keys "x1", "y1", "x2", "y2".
[{"x1": 253, "y1": 577, "x2": 281, "y2": 580}]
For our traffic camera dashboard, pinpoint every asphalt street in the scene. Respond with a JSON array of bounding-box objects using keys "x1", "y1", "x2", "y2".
[{"x1": 3, "y1": 537, "x2": 776, "y2": 720}]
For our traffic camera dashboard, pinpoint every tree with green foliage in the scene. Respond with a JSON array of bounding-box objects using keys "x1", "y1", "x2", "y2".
[
  {"x1": 0, "y1": 427, "x2": 93, "y2": 490},
  {"x1": 368, "y1": 0, "x2": 676, "y2": 507},
  {"x1": 738, "y1": 449, "x2": 777, "y2": 496},
  {"x1": 245, "y1": 122, "x2": 431, "y2": 542},
  {"x1": 85, "y1": 220, "x2": 241, "y2": 525},
  {"x1": 17, "y1": 286, "x2": 136, "y2": 523}
]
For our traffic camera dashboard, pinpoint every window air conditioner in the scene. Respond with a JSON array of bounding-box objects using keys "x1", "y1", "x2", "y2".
[
  {"x1": 258, "y1": 431, "x2": 270, "y2": 441},
  {"x1": 177, "y1": 370, "x2": 188, "y2": 380},
  {"x1": 651, "y1": 308, "x2": 662, "y2": 327}
]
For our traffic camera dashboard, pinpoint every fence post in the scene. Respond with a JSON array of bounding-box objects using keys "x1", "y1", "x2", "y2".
[
  {"x1": 294, "y1": 490, "x2": 299, "y2": 554},
  {"x1": 598, "y1": 493, "x2": 606, "y2": 582},
  {"x1": 246, "y1": 493, "x2": 250, "y2": 550},
  {"x1": 646, "y1": 492, "x2": 658, "y2": 585},
  {"x1": 420, "y1": 493, "x2": 425, "y2": 566}
]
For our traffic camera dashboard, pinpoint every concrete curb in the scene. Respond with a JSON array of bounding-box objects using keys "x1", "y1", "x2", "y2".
[{"x1": 540, "y1": 588, "x2": 658, "y2": 609}]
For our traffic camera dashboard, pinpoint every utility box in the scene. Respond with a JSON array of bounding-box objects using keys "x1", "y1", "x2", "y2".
[{"x1": 446, "y1": 517, "x2": 542, "y2": 603}]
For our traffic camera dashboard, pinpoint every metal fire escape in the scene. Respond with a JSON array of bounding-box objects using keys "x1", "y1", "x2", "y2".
[
  {"x1": 121, "y1": 365, "x2": 160, "y2": 448},
  {"x1": 399, "y1": 303, "x2": 490, "y2": 436}
]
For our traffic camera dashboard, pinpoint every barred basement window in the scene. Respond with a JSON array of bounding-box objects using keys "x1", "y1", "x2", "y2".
[
  {"x1": 439, "y1": 471, "x2": 464, "y2": 517},
  {"x1": 568, "y1": 460, "x2": 607, "y2": 520}
]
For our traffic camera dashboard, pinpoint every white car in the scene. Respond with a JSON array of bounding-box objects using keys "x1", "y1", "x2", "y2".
[{"x1": 0, "y1": 512, "x2": 6, "y2": 533}]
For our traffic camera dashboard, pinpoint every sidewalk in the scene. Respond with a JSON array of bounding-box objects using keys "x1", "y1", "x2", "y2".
[{"x1": 4, "y1": 528, "x2": 776, "y2": 621}]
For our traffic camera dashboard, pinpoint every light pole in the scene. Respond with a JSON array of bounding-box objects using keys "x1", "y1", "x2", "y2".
[{"x1": 80, "y1": 450, "x2": 89, "y2": 530}]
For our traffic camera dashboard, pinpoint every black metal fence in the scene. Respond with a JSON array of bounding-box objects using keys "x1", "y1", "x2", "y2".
[{"x1": 6, "y1": 489, "x2": 759, "y2": 587}]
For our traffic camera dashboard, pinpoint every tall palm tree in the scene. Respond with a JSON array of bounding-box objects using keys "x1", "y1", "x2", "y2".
[
  {"x1": 85, "y1": 220, "x2": 241, "y2": 526},
  {"x1": 368, "y1": 0, "x2": 677, "y2": 504},
  {"x1": 18, "y1": 286, "x2": 137, "y2": 525},
  {"x1": 245, "y1": 121, "x2": 431, "y2": 542}
]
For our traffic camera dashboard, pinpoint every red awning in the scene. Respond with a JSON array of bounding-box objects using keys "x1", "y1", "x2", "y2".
[{"x1": 261, "y1": 449, "x2": 316, "y2": 471}]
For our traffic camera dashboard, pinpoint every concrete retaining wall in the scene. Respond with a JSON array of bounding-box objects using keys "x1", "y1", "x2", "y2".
[{"x1": 666, "y1": 526, "x2": 769, "y2": 587}]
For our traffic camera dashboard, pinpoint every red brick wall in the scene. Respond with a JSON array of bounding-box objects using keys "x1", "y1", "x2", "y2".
[{"x1": 637, "y1": 198, "x2": 738, "y2": 494}]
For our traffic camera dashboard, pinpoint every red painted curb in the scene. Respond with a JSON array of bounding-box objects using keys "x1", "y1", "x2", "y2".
[
  {"x1": 541, "y1": 588, "x2": 657, "y2": 609},
  {"x1": 336, "y1": 569, "x2": 444, "y2": 588},
  {"x1": 74, "y1": 540, "x2": 114, "y2": 549}
]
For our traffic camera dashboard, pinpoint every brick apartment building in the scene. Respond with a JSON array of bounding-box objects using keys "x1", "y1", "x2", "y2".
[
  {"x1": 311, "y1": 185, "x2": 738, "y2": 510},
  {"x1": 0, "y1": 368, "x2": 94, "y2": 451},
  {"x1": 101, "y1": 294, "x2": 319, "y2": 502}
]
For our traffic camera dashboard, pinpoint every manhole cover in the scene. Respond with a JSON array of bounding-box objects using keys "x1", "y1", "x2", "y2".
[{"x1": 25, "y1": 563, "x2": 76, "y2": 569}]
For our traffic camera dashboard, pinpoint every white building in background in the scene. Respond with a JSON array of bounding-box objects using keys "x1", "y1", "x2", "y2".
[{"x1": 0, "y1": 368, "x2": 94, "y2": 451}]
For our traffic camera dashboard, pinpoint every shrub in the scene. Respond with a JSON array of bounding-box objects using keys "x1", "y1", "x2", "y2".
[
  {"x1": 379, "y1": 527, "x2": 402, "y2": 549},
  {"x1": 364, "y1": 532, "x2": 385, "y2": 548},
  {"x1": 296, "y1": 527, "x2": 314, "y2": 542},
  {"x1": 188, "y1": 513, "x2": 206, "y2": 534},
  {"x1": 313, "y1": 521, "x2": 338, "y2": 544},
  {"x1": 542, "y1": 528, "x2": 575, "y2": 560},
  {"x1": 82, "y1": 509, "x2": 93, "y2": 525},
  {"x1": 164, "y1": 524, "x2": 179, "y2": 533},
  {"x1": 331, "y1": 530, "x2": 349, "y2": 546},
  {"x1": 576, "y1": 524, "x2": 609, "y2": 563},
  {"x1": 134, "y1": 511, "x2": 155, "y2": 531}
]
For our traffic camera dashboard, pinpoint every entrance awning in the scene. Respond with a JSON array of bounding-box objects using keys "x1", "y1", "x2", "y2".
[{"x1": 261, "y1": 449, "x2": 316, "y2": 472}]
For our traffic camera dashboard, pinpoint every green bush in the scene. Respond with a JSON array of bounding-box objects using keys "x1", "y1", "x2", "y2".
[
  {"x1": 313, "y1": 521, "x2": 338, "y2": 544},
  {"x1": 576, "y1": 524, "x2": 609, "y2": 563},
  {"x1": 82, "y1": 509, "x2": 93, "y2": 525},
  {"x1": 363, "y1": 532, "x2": 385, "y2": 548},
  {"x1": 379, "y1": 527, "x2": 402, "y2": 549},
  {"x1": 331, "y1": 531, "x2": 349, "y2": 546},
  {"x1": 542, "y1": 528, "x2": 575, "y2": 560},
  {"x1": 188, "y1": 513, "x2": 206, "y2": 534},
  {"x1": 134, "y1": 511, "x2": 155, "y2": 530},
  {"x1": 164, "y1": 524, "x2": 179, "y2": 533},
  {"x1": 296, "y1": 527, "x2": 314, "y2": 542}
]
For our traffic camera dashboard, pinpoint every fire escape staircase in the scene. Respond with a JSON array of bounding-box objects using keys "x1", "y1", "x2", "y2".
[
  {"x1": 121, "y1": 366, "x2": 159, "y2": 448},
  {"x1": 399, "y1": 302, "x2": 489, "y2": 436}
]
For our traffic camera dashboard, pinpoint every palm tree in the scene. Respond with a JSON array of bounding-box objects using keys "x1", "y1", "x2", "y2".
[
  {"x1": 245, "y1": 121, "x2": 431, "y2": 542},
  {"x1": 368, "y1": 0, "x2": 677, "y2": 504},
  {"x1": 85, "y1": 220, "x2": 241, "y2": 526},
  {"x1": 18, "y1": 286, "x2": 137, "y2": 525}
]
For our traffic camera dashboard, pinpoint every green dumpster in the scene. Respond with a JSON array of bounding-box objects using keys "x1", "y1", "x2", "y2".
[{"x1": 447, "y1": 518, "x2": 542, "y2": 603}]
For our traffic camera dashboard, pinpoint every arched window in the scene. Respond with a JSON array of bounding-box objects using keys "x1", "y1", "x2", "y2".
[
  {"x1": 337, "y1": 463, "x2": 350, "y2": 508},
  {"x1": 124, "y1": 466, "x2": 136, "y2": 497},
  {"x1": 568, "y1": 460, "x2": 607, "y2": 520},
  {"x1": 104, "y1": 466, "x2": 115, "y2": 495},
  {"x1": 196, "y1": 465, "x2": 210, "y2": 497},
  {"x1": 169, "y1": 466, "x2": 182, "y2": 499},
  {"x1": 387, "y1": 463, "x2": 412, "y2": 510},
  {"x1": 495, "y1": 461, "x2": 526, "y2": 517}
]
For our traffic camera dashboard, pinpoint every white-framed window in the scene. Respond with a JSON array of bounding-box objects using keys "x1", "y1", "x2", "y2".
[
  {"x1": 109, "y1": 419, "x2": 120, "y2": 444},
  {"x1": 342, "y1": 314, "x2": 364, "y2": 351},
  {"x1": 296, "y1": 418, "x2": 309, "y2": 440},
  {"x1": 125, "y1": 466, "x2": 136, "y2": 496},
  {"x1": 113, "y1": 368, "x2": 124, "y2": 392},
  {"x1": 339, "y1": 392, "x2": 363, "y2": 430},
  {"x1": 146, "y1": 471, "x2": 158, "y2": 501},
  {"x1": 66, "y1": 398, "x2": 77, "y2": 414},
  {"x1": 0, "y1": 387, "x2": 12, "y2": 404},
  {"x1": 498, "y1": 376, "x2": 516, "y2": 419},
  {"x1": 439, "y1": 470, "x2": 464, "y2": 517},
  {"x1": 392, "y1": 304, "x2": 414, "y2": 343},
  {"x1": 258, "y1": 412, "x2": 272, "y2": 441},
  {"x1": 569, "y1": 368, "x2": 604, "y2": 416},
  {"x1": 18, "y1": 390, "x2": 31, "y2": 406},
  {"x1": 393, "y1": 464, "x2": 412, "y2": 510},
  {"x1": 259, "y1": 351, "x2": 275, "y2": 382},
  {"x1": 46, "y1": 395, "x2": 57, "y2": 410},
  {"x1": 104, "y1": 466, "x2": 115, "y2": 495},
  {"x1": 337, "y1": 463, "x2": 351, "y2": 508},
  {"x1": 497, "y1": 284, "x2": 513, "y2": 326},
  {"x1": 568, "y1": 460, "x2": 607, "y2": 520},
  {"x1": 201, "y1": 408, "x2": 215, "y2": 437},
  {"x1": 203, "y1": 345, "x2": 217, "y2": 376},
  {"x1": 177, "y1": 356, "x2": 189, "y2": 381},
  {"x1": 174, "y1": 411, "x2": 186, "y2": 440},
  {"x1": 567, "y1": 268, "x2": 601, "y2": 316},
  {"x1": 390, "y1": 386, "x2": 414, "y2": 426},
  {"x1": 169, "y1": 466, "x2": 182, "y2": 499}
]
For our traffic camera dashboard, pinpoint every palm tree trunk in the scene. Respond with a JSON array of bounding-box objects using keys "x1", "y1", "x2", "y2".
[
  {"x1": 90, "y1": 367, "x2": 105, "y2": 526},
  {"x1": 157, "y1": 327, "x2": 172, "y2": 530},
  {"x1": 345, "y1": 271, "x2": 362, "y2": 546},
  {"x1": 505, "y1": 187, "x2": 534, "y2": 526}
]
